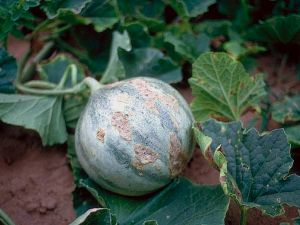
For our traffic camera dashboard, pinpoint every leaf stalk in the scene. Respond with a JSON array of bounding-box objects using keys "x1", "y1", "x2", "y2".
[{"x1": 240, "y1": 206, "x2": 248, "y2": 225}]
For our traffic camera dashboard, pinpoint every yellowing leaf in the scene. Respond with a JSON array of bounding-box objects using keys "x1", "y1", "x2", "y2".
[{"x1": 189, "y1": 52, "x2": 266, "y2": 121}]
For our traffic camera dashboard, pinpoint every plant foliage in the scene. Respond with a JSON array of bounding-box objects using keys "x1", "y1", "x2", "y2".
[
  {"x1": 194, "y1": 119, "x2": 300, "y2": 216},
  {"x1": 189, "y1": 52, "x2": 266, "y2": 121}
]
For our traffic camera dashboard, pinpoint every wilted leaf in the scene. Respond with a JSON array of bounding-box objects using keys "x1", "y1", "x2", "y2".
[
  {"x1": 38, "y1": 54, "x2": 85, "y2": 88},
  {"x1": 166, "y1": 0, "x2": 216, "y2": 18},
  {"x1": 164, "y1": 32, "x2": 210, "y2": 61},
  {"x1": 0, "y1": 94, "x2": 67, "y2": 145},
  {"x1": 0, "y1": 48, "x2": 17, "y2": 93},
  {"x1": 118, "y1": 48, "x2": 182, "y2": 83},
  {"x1": 189, "y1": 52, "x2": 266, "y2": 121},
  {"x1": 245, "y1": 14, "x2": 300, "y2": 45},
  {"x1": 67, "y1": 137, "x2": 229, "y2": 225},
  {"x1": 194, "y1": 119, "x2": 300, "y2": 216},
  {"x1": 100, "y1": 31, "x2": 131, "y2": 84}
]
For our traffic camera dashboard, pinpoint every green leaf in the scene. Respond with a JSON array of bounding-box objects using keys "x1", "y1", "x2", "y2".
[
  {"x1": 272, "y1": 95, "x2": 300, "y2": 123},
  {"x1": 0, "y1": 48, "x2": 17, "y2": 93},
  {"x1": 100, "y1": 31, "x2": 131, "y2": 84},
  {"x1": 0, "y1": 94, "x2": 67, "y2": 145},
  {"x1": 76, "y1": 177, "x2": 228, "y2": 225},
  {"x1": 189, "y1": 52, "x2": 266, "y2": 121},
  {"x1": 124, "y1": 22, "x2": 151, "y2": 48},
  {"x1": 245, "y1": 14, "x2": 300, "y2": 45},
  {"x1": 284, "y1": 125, "x2": 300, "y2": 146},
  {"x1": 193, "y1": 20, "x2": 232, "y2": 37},
  {"x1": 42, "y1": 0, "x2": 91, "y2": 19},
  {"x1": 0, "y1": 0, "x2": 40, "y2": 42},
  {"x1": 272, "y1": 95, "x2": 300, "y2": 146},
  {"x1": 193, "y1": 119, "x2": 300, "y2": 216},
  {"x1": 164, "y1": 32, "x2": 210, "y2": 61},
  {"x1": 42, "y1": 0, "x2": 118, "y2": 32},
  {"x1": 70, "y1": 208, "x2": 117, "y2": 225},
  {"x1": 218, "y1": 0, "x2": 250, "y2": 30},
  {"x1": 79, "y1": 0, "x2": 119, "y2": 33},
  {"x1": 68, "y1": 137, "x2": 229, "y2": 225},
  {"x1": 117, "y1": 0, "x2": 165, "y2": 31},
  {"x1": 37, "y1": 54, "x2": 85, "y2": 88},
  {"x1": 223, "y1": 41, "x2": 266, "y2": 60},
  {"x1": 118, "y1": 48, "x2": 182, "y2": 83},
  {"x1": 166, "y1": 0, "x2": 216, "y2": 18}
]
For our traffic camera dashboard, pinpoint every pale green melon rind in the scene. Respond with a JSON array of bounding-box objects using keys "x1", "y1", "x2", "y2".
[{"x1": 75, "y1": 77, "x2": 195, "y2": 196}]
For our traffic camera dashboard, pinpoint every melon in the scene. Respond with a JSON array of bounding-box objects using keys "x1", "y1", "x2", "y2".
[{"x1": 75, "y1": 77, "x2": 195, "y2": 196}]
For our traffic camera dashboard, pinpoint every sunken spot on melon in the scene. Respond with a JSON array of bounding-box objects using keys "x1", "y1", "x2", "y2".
[
  {"x1": 96, "y1": 128, "x2": 105, "y2": 143},
  {"x1": 169, "y1": 132, "x2": 188, "y2": 177},
  {"x1": 129, "y1": 78, "x2": 179, "y2": 113},
  {"x1": 132, "y1": 144, "x2": 159, "y2": 171},
  {"x1": 111, "y1": 112, "x2": 132, "y2": 141}
]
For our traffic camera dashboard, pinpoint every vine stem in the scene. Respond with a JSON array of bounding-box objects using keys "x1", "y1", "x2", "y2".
[
  {"x1": 83, "y1": 77, "x2": 104, "y2": 93},
  {"x1": 15, "y1": 40, "x2": 104, "y2": 96},
  {"x1": 0, "y1": 209, "x2": 16, "y2": 225},
  {"x1": 240, "y1": 206, "x2": 248, "y2": 225},
  {"x1": 21, "y1": 42, "x2": 55, "y2": 82}
]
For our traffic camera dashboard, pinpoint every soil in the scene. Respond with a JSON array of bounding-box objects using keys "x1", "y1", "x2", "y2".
[{"x1": 0, "y1": 50, "x2": 299, "y2": 225}]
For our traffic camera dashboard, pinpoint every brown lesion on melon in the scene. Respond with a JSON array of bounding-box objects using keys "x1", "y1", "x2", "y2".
[
  {"x1": 111, "y1": 112, "x2": 132, "y2": 141},
  {"x1": 132, "y1": 144, "x2": 159, "y2": 171},
  {"x1": 129, "y1": 78, "x2": 179, "y2": 113},
  {"x1": 169, "y1": 133, "x2": 188, "y2": 177},
  {"x1": 96, "y1": 128, "x2": 105, "y2": 143}
]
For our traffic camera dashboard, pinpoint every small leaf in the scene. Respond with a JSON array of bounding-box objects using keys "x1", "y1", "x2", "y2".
[
  {"x1": 272, "y1": 95, "x2": 300, "y2": 123},
  {"x1": 272, "y1": 95, "x2": 300, "y2": 146},
  {"x1": 0, "y1": 48, "x2": 17, "y2": 93},
  {"x1": 117, "y1": 0, "x2": 165, "y2": 31},
  {"x1": 189, "y1": 52, "x2": 266, "y2": 121},
  {"x1": 67, "y1": 136, "x2": 229, "y2": 225},
  {"x1": 100, "y1": 31, "x2": 132, "y2": 84},
  {"x1": 0, "y1": 94, "x2": 67, "y2": 145},
  {"x1": 166, "y1": 0, "x2": 216, "y2": 18},
  {"x1": 164, "y1": 32, "x2": 210, "y2": 61},
  {"x1": 37, "y1": 54, "x2": 85, "y2": 88},
  {"x1": 118, "y1": 48, "x2": 182, "y2": 83},
  {"x1": 80, "y1": 0, "x2": 119, "y2": 33},
  {"x1": 284, "y1": 125, "x2": 300, "y2": 146},
  {"x1": 42, "y1": 0, "x2": 91, "y2": 19},
  {"x1": 70, "y1": 208, "x2": 117, "y2": 225},
  {"x1": 245, "y1": 14, "x2": 300, "y2": 45},
  {"x1": 223, "y1": 41, "x2": 266, "y2": 59},
  {"x1": 42, "y1": 0, "x2": 118, "y2": 32},
  {"x1": 193, "y1": 119, "x2": 300, "y2": 216},
  {"x1": 194, "y1": 20, "x2": 232, "y2": 37}
]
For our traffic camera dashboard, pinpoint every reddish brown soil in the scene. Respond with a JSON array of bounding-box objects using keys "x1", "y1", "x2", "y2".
[
  {"x1": 0, "y1": 123, "x2": 75, "y2": 225},
  {"x1": 0, "y1": 48, "x2": 299, "y2": 225}
]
